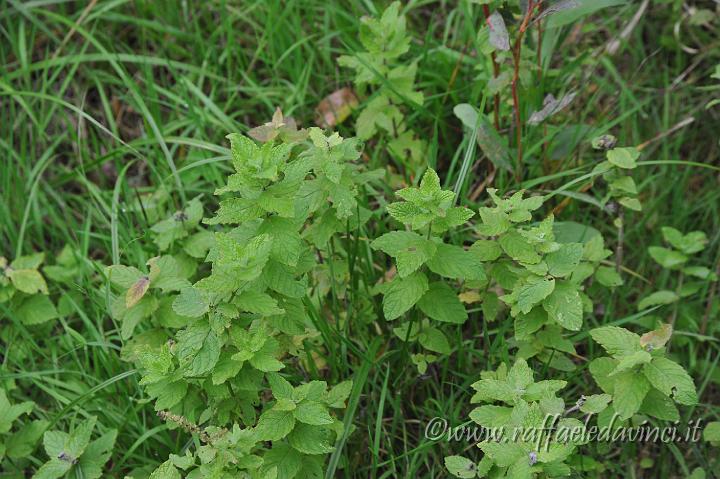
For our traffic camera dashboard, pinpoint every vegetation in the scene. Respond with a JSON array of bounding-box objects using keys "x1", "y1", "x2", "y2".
[{"x1": 1, "y1": 1, "x2": 719, "y2": 478}]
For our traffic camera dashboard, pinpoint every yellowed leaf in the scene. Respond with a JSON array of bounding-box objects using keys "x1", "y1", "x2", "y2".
[
  {"x1": 314, "y1": 88, "x2": 358, "y2": 128},
  {"x1": 459, "y1": 291, "x2": 482, "y2": 304},
  {"x1": 640, "y1": 323, "x2": 673, "y2": 350}
]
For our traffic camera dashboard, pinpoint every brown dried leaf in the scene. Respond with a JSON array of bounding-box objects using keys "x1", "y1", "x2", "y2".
[
  {"x1": 126, "y1": 276, "x2": 150, "y2": 308},
  {"x1": 315, "y1": 88, "x2": 359, "y2": 128}
]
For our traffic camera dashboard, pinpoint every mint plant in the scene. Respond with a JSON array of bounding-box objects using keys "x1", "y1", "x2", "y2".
[
  {"x1": 445, "y1": 359, "x2": 590, "y2": 478},
  {"x1": 34, "y1": 416, "x2": 116, "y2": 479},
  {"x1": 474, "y1": 189, "x2": 613, "y2": 371},
  {"x1": 589, "y1": 323, "x2": 697, "y2": 422},
  {"x1": 639, "y1": 227, "x2": 715, "y2": 313},
  {"x1": 0, "y1": 390, "x2": 46, "y2": 472},
  {"x1": 110, "y1": 126, "x2": 377, "y2": 477},
  {"x1": 338, "y1": 2, "x2": 426, "y2": 174},
  {"x1": 371, "y1": 168, "x2": 478, "y2": 370}
]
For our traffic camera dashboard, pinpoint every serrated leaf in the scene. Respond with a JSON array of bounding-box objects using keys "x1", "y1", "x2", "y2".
[
  {"x1": 15, "y1": 294, "x2": 58, "y2": 325},
  {"x1": 294, "y1": 401, "x2": 333, "y2": 425},
  {"x1": 7, "y1": 268, "x2": 48, "y2": 294},
  {"x1": 382, "y1": 272, "x2": 429, "y2": 320},
  {"x1": 417, "y1": 282, "x2": 468, "y2": 324},
  {"x1": 590, "y1": 326, "x2": 641, "y2": 357},
  {"x1": 371, "y1": 231, "x2": 437, "y2": 278},
  {"x1": 612, "y1": 371, "x2": 650, "y2": 420},
  {"x1": 426, "y1": 243, "x2": 486, "y2": 281},
  {"x1": 542, "y1": 281, "x2": 582, "y2": 331},
  {"x1": 172, "y1": 287, "x2": 209, "y2": 318},
  {"x1": 545, "y1": 243, "x2": 584, "y2": 277},
  {"x1": 255, "y1": 409, "x2": 296, "y2": 441},
  {"x1": 499, "y1": 231, "x2": 541, "y2": 264},
  {"x1": 642, "y1": 357, "x2": 697, "y2": 405},
  {"x1": 514, "y1": 276, "x2": 556, "y2": 314},
  {"x1": 0, "y1": 390, "x2": 34, "y2": 433}
]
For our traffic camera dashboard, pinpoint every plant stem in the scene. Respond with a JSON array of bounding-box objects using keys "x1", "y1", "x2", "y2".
[
  {"x1": 701, "y1": 259, "x2": 720, "y2": 335},
  {"x1": 481, "y1": 4, "x2": 501, "y2": 131},
  {"x1": 615, "y1": 205, "x2": 624, "y2": 273},
  {"x1": 511, "y1": 0, "x2": 538, "y2": 181}
]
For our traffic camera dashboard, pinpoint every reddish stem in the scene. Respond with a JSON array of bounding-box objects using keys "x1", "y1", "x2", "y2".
[
  {"x1": 511, "y1": 0, "x2": 540, "y2": 181},
  {"x1": 482, "y1": 5, "x2": 501, "y2": 130}
]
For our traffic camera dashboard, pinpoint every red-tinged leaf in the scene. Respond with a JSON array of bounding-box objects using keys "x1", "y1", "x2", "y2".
[
  {"x1": 487, "y1": 11, "x2": 510, "y2": 51},
  {"x1": 126, "y1": 276, "x2": 150, "y2": 308}
]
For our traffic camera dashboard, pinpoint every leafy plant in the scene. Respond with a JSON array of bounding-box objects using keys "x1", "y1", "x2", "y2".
[
  {"x1": 109, "y1": 125, "x2": 377, "y2": 477},
  {"x1": 371, "y1": 168, "x2": 477, "y2": 370},
  {"x1": 589, "y1": 322, "x2": 697, "y2": 422},
  {"x1": 638, "y1": 227, "x2": 715, "y2": 313},
  {"x1": 34, "y1": 416, "x2": 116, "y2": 479},
  {"x1": 338, "y1": 2, "x2": 426, "y2": 175}
]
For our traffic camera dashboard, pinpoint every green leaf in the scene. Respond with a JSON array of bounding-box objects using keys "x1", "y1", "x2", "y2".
[
  {"x1": 642, "y1": 357, "x2": 697, "y2": 405},
  {"x1": 106, "y1": 265, "x2": 143, "y2": 289},
  {"x1": 595, "y1": 266, "x2": 623, "y2": 287},
  {"x1": 469, "y1": 405, "x2": 513, "y2": 428},
  {"x1": 172, "y1": 287, "x2": 209, "y2": 318},
  {"x1": 382, "y1": 272, "x2": 429, "y2": 320},
  {"x1": 704, "y1": 422, "x2": 720, "y2": 442},
  {"x1": 426, "y1": 243, "x2": 486, "y2": 281},
  {"x1": 637, "y1": 290, "x2": 679, "y2": 310},
  {"x1": 580, "y1": 394, "x2": 612, "y2": 414},
  {"x1": 514, "y1": 276, "x2": 556, "y2": 315},
  {"x1": 417, "y1": 282, "x2": 468, "y2": 324},
  {"x1": 469, "y1": 239, "x2": 501, "y2": 261},
  {"x1": 476, "y1": 207, "x2": 511, "y2": 236},
  {"x1": 5, "y1": 419, "x2": 48, "y2": 459},
  {"x1": 234, "y1": 290, "x2": 284, "y2": 316},
  {"x1": 590, "y1": 326, "x2": 641, "y2": 357},
  {"x1": 371, "y1": 231, "x2": 437, "y2": 278},
  {"x1": 0, "y1": 390, "x2": 34, "y2": 433},
  {"x1": 612, "y1": 371, "x2": 650, "y2": 420},
  {"x1": 609, "y1": 350, "x2": 652, "y2": 376},
  {"x1": 15, "y1": 294, "x2": 58, "y2": 325},
  {"x1": 149, "y1": 460, "x2": 182, "y2": 479},
  {"x1": 418, "y1": 327, "x2": 451, "y2": 354},
  {"x1": 499, "y1": 231, "x2": 541, "y2": 264},
  {"x1": 445, "y1": 455, "x2": 478, "y2": 478},
  {"x1": 545, "y1": 243, "x2": 584, "y2": 277},
  {"x1": 542, "y1": 281, "x2": 583, "y2": 331},
  {"x1": 294, "y1": 400, "x2": 334, "y2": 426},
  {"x1": 255, "y1": 408, "x2": 296, "y2": 441},
  {"x1": 640, "y1": 388, "x2": 680, "y2": 421},
  {"x1": 661, "y1": 227, "x2": 708, "y2": 255},
  {"x1": 606, "y1": 147, "x2": 639, "y2": 169},
  {"x1": 288, "y1": 423, "x2": 335, "y2": 455},
  {"x1": 7, "y1": 268, "x2": 48, "y2": 294},
  {"x1": 648, "y1": 246, "x2": 688, "y2": 269}
]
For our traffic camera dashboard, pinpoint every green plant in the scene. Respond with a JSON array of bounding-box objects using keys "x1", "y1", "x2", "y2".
[
  {"x1": 589, "y1": 322, "x2": 697, "y2": 421},
  {"x1": 34, "y1": 417, "x2": 116, "y2": 479},
  {"x1": 371, "y1": 168, "x2": 478, "y2": 370},
  {"x1": 108, "y1": 126, "x2": 378, "y2": 477},
  {"x1": 338, "y1": 2, "x2": 426, "y2": 175},
  {"x1": 639, "y1": 227, "x2": 715, "y2": 315}
]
